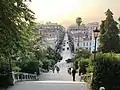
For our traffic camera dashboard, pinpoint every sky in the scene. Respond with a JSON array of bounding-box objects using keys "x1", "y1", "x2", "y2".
[{"x1": 28, "y1": 0, "x2": 120, "y2": 27}]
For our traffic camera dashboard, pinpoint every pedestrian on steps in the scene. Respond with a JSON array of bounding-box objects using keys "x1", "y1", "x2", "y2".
[
  {"x1": 52, "y1": 66, "x2": 55, "y2": 73},
  {"x1": 67, "y1": 67, "x2": 71, "y2": 75},
  {"x1": 72, "y1": 68, "x2": 76, "y2": 81},
  {"x1": 56, "y1": 66, "x2": 60, "y2": 73}
]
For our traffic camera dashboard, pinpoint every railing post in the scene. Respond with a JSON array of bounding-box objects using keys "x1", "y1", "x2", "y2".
[
  {"x1": 17, "y1": 72, "x2": 20, "y2": 81},
  {"x1": 9, "y1": 72, "x2": 38, "y2": 84}
]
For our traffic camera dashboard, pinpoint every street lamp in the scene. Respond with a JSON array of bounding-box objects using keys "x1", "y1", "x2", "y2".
[
  {"x1": 76, "y1": 17, "x2": 82, "y2": 50},
  {"x1": 93, "y1": 27, "x2": 100, "y2": 61}
]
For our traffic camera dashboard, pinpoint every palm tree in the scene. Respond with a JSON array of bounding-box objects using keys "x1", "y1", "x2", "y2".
[{"x1": 76, "y1": 17, "x2": 82, "y2": 27}]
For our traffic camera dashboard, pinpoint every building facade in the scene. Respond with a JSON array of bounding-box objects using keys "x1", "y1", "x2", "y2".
[
  {"x1": 35, "y1": 22, "x2": 65, "y2": 50},
  {"x1": 68, "y1": 22, "x2": 99, "y2": 52}
]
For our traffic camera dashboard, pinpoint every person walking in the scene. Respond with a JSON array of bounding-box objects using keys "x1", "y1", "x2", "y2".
[
  {"x1": 67, "y1": 67, "x2": 71, "y2": 75},
  {"x1": 52, "y1": 66, "x2": 55, "y2": 73},
  {"x1": 56, "y1": 66, "x2": 60, "y2": 73},
  {"x1": 72, "y1": 68, "x2": 76, "y2": 81}
]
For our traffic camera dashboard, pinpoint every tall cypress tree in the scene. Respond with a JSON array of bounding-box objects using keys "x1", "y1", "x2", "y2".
[
  {"x1": 100, "y1": 9, "x2": 120, "y2": 53},
  {"x1": 118, "y1": 17, "x2": 120, "y2": 31}
]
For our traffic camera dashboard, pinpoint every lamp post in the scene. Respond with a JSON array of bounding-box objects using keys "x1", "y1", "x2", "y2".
[
  {"x1": 76, "y1": 17, "x2": 82, "y2": 51},
  {"x1": 93, "y1": 27, "x2": 100, "y2": 61}
]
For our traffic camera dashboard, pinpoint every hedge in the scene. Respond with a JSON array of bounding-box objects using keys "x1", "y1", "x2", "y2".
[{"x1": 92, "y1": 53, "x2": 120, "y2": 90}]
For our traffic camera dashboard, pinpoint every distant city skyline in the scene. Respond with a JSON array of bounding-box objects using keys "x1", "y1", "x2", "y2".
[{"x1": 28, "y1": 0, "x2": 120, "y2": 27}]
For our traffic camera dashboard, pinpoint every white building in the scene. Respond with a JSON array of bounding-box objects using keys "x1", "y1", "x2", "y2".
[
  {"x1": 35, "y1": 22, "x2": 64, "y2": 50},
  {"x1": 68, "y1": 22, "x2": 99, "y2": 52}
]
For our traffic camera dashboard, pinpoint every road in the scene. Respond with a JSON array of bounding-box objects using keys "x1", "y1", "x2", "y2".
[{"x1": 7, "y1": 33, "x2": 88, "y2": 90}]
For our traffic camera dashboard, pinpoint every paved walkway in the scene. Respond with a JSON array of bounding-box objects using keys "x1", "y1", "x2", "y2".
[
  {"x1": 7, "y1": 81, "x2": 88, "y2": 90},
  {"x1": 39, "y1": 65, "x2": 81, "y2": 82}
]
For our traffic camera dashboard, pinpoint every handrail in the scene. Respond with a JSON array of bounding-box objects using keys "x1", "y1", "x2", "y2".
[{"x1": 12, "y1": 72, "x2": 38, "y2": 85}]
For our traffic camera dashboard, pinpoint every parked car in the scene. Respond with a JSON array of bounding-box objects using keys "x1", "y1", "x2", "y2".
[{"x1": 66, "y1": 59, "x2": 72, "y2": 63}]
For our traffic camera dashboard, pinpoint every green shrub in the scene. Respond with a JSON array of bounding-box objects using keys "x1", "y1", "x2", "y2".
[
  {"x1": 20, "y1": 60, "x2": 39, "y2": 74},
  {"x1": 78, "y1": 58, "x2": 89, "y2": 75},
  {"x1": 41, "y1": 58, "x2": 51, "y2": 71},
  {"x1": 75, "y1": 49, "x2": 91, "y2": 59},
  {"x1": 0, "y1": 60, "x2": 10, "y2": 87},
  {"x1": 74, "y1": 49, "x2": 92, "y2": 71},
  {"x1": 92, "y1": 53, "x2": 120, "y2": 90},
  {"x1": 74, "y1": 59, "x2": 79, "y2": 69}
]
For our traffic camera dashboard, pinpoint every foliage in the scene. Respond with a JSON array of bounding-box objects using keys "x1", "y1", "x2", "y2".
[
  {"x1": 118, "y1": 17, "x2": 120, "y2": 33},
  {"x1": 68, "y1": 32, "x2": 74, "y2": 53},
  {"x1": 0, "y1": 0, "x2": 64, "y2": 87},
  {"x1": 74, "y1": 59, "x2": 79, "y2": 69},
  {"x1": 0, "y1": 60, "x2": 10, "y2": 74},
  {"x1": 75, "y1": 49, "x2": 91, "y2": 59},
  {"x1": 92, "y1": 53, "x2": 120, "y2": 90},
  {"x1": 118, "y1": 17, "x2": 120, "y2": 22},
  {"x1": 78, "y1": 58, "x2": 89, "y2": 75},
  {"x1": 0, "y1": 0, "x2": 35, "y2": 74},
  {"x1": 20, "y1": 60, "x2": 39, "y2": 74},
  {"x1": 55, "y1": 31, "x2": 65, "y2": 52},
  {"x1": 99, "y1": 9, "x2": 120, "y2": 53},
  {"x1": 46, "y1": 47, "x2": 62, "y2": 64},
  {"x1": 74, "y1": 49, "x2": 91, "y2": 70},
  {"x1": 41, "y1": 58, "x2": 51, "y2": 71}
]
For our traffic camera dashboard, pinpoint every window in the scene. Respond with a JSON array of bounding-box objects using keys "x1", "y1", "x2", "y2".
[
  {"x1": 90, "y1": 42, "x2": 91, "y2": 46},
  {"x1": 90, "y1": 36, "x2": 92, "y2": 39},
  {"x1": 89, "y1": 47, "x2": 91, "y2": 51},
  {"x1": 83, "y1": 43, "x2": 85, "y2": 46},
  {"x1": 86, "y1": 42, "x2": 88, "y2": 46}
]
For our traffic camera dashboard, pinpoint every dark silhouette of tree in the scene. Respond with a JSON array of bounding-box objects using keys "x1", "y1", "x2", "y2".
[{"x1": 99, "y1": 9, "x2": 120, "y2": 53}]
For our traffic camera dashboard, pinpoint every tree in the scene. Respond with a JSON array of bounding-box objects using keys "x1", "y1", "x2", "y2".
[
  {"x1": 78, "y1": 58, "x2": 89, "y2": 75},
  {"x1": 99, "y1": 9, "x2": 120, "y2": 53},
  {"x1": 75, "y1": 49, "x2": 91, "y2": 59},
  {"x1": 100, "y1": 21, "x2": 106, "y2": 35},
  {"x1": 118, "y1": 17, "x2": 120, "y2": 22},
  {"x1": 118, "y1": 17, "x2": 120, "y2": 32},
  {"x1": 46, "y1": 47, "x2": 62, "y2": 64},
  {"x1": 74, "y1": 49, "x2": 91, "y2": 70},
  {"x1": 92, "y1": 53, "x2": 120, "y2": 90}
]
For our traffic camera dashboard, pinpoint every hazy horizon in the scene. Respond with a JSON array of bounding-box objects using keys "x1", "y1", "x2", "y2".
[{"x1": 28, "y1": 0, "x2": 120, "y2": 27}]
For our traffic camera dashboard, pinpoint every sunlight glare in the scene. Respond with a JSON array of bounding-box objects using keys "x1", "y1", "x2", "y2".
[{"x1": 29, "y1": 0, "x2": 85, "y2": 21}]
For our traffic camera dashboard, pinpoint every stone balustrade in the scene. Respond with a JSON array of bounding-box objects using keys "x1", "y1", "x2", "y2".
[{"x1": 11, "y1": 72, "x2": 37, "y2": 85}]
